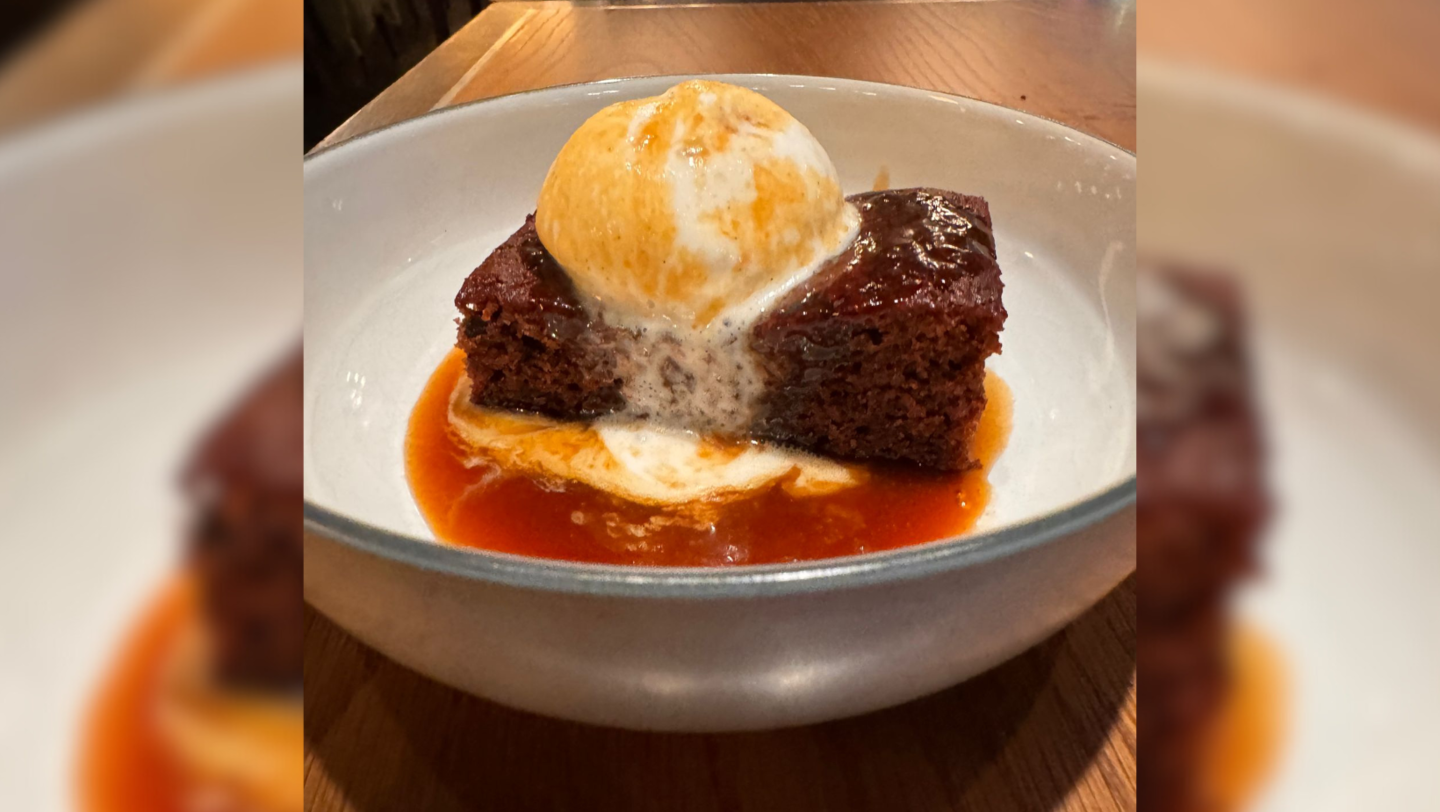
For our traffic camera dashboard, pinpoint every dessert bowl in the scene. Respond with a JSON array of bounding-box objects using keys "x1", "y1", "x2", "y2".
[{"x1": 303, "y1": 74, "x2": 1136, "y2": 731}]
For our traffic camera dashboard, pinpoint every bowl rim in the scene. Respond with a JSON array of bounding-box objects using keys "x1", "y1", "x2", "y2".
[{"x1": 303, "y1": 72, "x2": 1137, "y2": 599}]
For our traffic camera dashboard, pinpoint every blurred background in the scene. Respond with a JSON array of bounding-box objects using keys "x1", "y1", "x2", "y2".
[
  {"x1": 1, "y1": 1, "x2": 301, "y2": 811},
  {"x1": 1140, "y1": 1, "x2": 1439, "y2": 810},
  {"x1": 0, "y1": 0, "x2": 299, "y2": 136},
  {"x1": 2, "y1": 0, "x2": 1439, "y2": 810},
  {"x1": 304, "y1": 0, "x2": 485, "y2": 148}
]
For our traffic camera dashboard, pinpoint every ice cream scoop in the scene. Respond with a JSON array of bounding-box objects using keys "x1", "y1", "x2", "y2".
[{"x1": 535, "y1": 80, "x2": 859, "y2": 329}]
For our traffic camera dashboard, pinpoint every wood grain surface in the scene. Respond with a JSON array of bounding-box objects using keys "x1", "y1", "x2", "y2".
[
  {"x1": 305, "y1": 2, "x2": 1137, "y2": 810},
  {"x1": 317, "y1": 0, "x2": 1136, "y2": 152}
]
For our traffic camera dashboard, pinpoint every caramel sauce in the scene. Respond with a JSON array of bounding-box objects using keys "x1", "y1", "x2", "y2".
[
  {"x1": 872, "y1": 165, "x2": 890, "y2": 191},
  {"x1": 405, "y1": 349, "x2": 1011, "y2": 566},
  {"x1": 79, "y1": 577, "x2": 192, "y2": 812},
  {"x1": 1199, "y1": 623, "x2": 1288, "y2": 811}
]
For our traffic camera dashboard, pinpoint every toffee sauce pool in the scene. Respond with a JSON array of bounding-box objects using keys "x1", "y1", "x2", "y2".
[
  {"x1": 406, "y1": 349, "x2": 1011, "y2": 566},
  {"x1": 80, "y1": 578, "x2": 191, "y2": 812}
]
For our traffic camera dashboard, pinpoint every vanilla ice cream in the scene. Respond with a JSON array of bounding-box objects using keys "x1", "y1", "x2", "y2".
[
  {"x1": 536, "y1": 80, "x2": 859, "y2": 330},
  {"x1": 448, "y1": 376, "x2": 859, "y2": 507}
]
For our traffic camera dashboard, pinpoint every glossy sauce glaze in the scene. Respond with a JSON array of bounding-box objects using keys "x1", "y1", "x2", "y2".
[
  {"x1": 406, "y1": 349, "x2": 1011, "y2": 566},
  {"x1": 80, "y1": 578, "x2": 191, "y2": 812},
  {"x1": 768, "y1": 189, "x2": 998, "y2": 324}
]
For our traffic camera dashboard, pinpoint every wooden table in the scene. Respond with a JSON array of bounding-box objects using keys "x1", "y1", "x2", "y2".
[
  {"x1": 0, "y1": 0, "x2": 301, "y2": 135},
  {"x1": 1141, "y1": 0, "x2": 1440, "y2": 136},
  {"x1": 305, "y1": 2, "x2": 1137, "y2": 811}
]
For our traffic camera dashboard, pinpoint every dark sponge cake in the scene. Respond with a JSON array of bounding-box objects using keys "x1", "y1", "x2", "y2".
[
  {"x1": 1137, "y1": 269, "x2": 1270, "y2": 812},
  {"x1": 455, "y1": 215, "x2": 624, "y2": 419},
  {"x1": 1142, "y1": 598, "x2": 1231, "y2": 812},
  {"x1": 453, "y1": 188, "x2": 1006, "y2": 471},
  {"x1": 1138, "y1": 272, "x2": 1269, "y2": 613},
  {"x1": 750, "y1": 189, "x2": 1005, "y2": 470},
  {"x1": 182, "y1": 349, "x2": 302, "y2": 689}
]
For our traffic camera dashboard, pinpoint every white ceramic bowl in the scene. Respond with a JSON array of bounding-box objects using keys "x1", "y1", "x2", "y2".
[{"x1": 303, "y1": 74, "x2": 1136, "y2": 731}]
